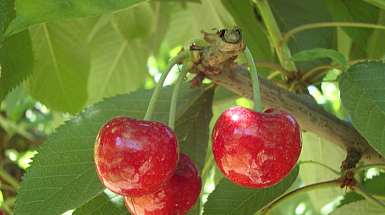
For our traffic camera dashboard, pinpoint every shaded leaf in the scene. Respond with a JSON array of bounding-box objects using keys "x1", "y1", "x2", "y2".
[
  {"x1": 86, "y1": 15, "x2": 149, "y2": 106},
  {"x1": 288, "y1": 48, "x2": 348, "y2": 71},
  {"x1": 73, "y1": 189, "x2": 130, "y2": 215},
  {"x1": 15, "y1": 83, "x2": 213, "y2": 215},
  {"x1": 363, "y1": 0, "x2": 385, "y2": 10},
  {"x1": 339, "y1": 61, "x2": 385, "y2": 157},
  {"x1": 203, "y1": 166, "x2": 299, "y2": 215},
  {"x1": 0, "y1": 29, "x2": 33, "y2": 102},
  {"x1": 5, "y1": 0, "x2": 148, "y2": 36},
  {"x1": 330, "y1": 200, "x2": 385, "y2": 215},
  {"x1": 324, "y1": 0, "x2": 379, "y2": 51},
  {"x1": 0, "y1": 0, "x2": 34, "y2": 102},
  {"x1": 270, "y1": 0, "x2": 334, "y2": 72},
  {"x1": 25, "y1": 19, "x2": 90, "y2": 114},
  {"x1": 367, "y1": 10, "x2": 385, "y2": 59},
  {"x1": 221, "y1": 0, "x2": 272, "y2": 62}
]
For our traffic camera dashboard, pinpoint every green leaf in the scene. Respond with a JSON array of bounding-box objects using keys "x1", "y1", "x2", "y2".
[
  {"x1": 4, "y1": 0, "x2": 148, "y2": 37},
  {"x1": 288, "y1": 48, "x2": 348, "y2": 71},
  {"x1": 15, "y1": 83, "x2": 214, "y2": 215},
  {"x1": 0, "y1": 0, "x2": 5, "y2": 45},
  {"x1": 86, "y1": 15, "x2": 150, "y2": 106},
  {"x1": 203, "y1": 165, "x2": 299, "y2": 215},
  {"x1": 330, "y1": 200, "x2": 385, "y2": 215},
  {"x1": 73, "y1": 189, "x2": 130, "y2": 215},
  {"x1": 110, "y1": 2, "x2": 155, "y2": 41},
  {"x1": 270, "y1": 0, "x2": 334, "y2": 72},
  {"x1": 363, "y1": 0, "x2": 385, "y2": 10},
  {"x1": 324, "y1": 0, "x2": 379, "y2": 51},
  {"x1": 221, "y1": 0, "x2": 272, "y2": 62},
  {"x1": 164, "y1": 0, "x2": 236, "y2": 49},
  {"x1": 299, "y1": 132, "x2": 346, "y2": 211},
  {"x1": 367, "y1": 10, "x2": 385, "y2": 59},
  {"x1": 339, "y1": 61, "x2": 385, "y2": 157},
  {"x1": 0, "y1": 29, "x2": 34, "y2": 102},
  {"x1": 25, "y1": 19, "x2": 90, "y2": 114},
  {"x1": 338, "y1": 173, "x2": 385, "y2": 208}
]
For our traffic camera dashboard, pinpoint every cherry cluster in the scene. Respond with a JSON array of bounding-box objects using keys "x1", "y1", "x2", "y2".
[{"x1": 94, "y1": 116, "x2": 202, "y2": 215}]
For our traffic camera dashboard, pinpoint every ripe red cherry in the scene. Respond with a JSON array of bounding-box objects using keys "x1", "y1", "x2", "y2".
[
  {"x1": 124, "y1": 153, "x2": 202, "y2": 215},
  {"x1": 94, "y1": 116, "x2": 179, "y2": 197},
  {"x1": 212, "y1": 106, "x2": 301, "y2": 188}
]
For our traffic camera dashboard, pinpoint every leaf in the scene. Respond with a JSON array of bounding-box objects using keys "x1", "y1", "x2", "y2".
[
  {"x1": 73, "y1": 189, "x2": 130, "y2": 215},
  {"x1": 339, "y1": 61, "x2": 385, "y2": 157},
  {"x1": 330, "y1": 200, "x2": 385, "y2": 215},
  {"x1": 164, "y1": 0, "x2": 236, "y2": 49},
  {"x1": 14, "y1": 83, "x2": 214, "y2": 215},
  {"x1": 4, "y1": 0, "x2": 148, "y2": 37},
  {"x1": 363, "y1": 0, "x2": 385, "y2": 10},
  {"x1": 221, "y1": 0, "x2": 272, "y2": 62},
  {"x1": 299, "y1": 132, "x2": 346, "y2": 211},
  {"x1": 203, "y1": 165, "x2": 299, "y2": 215},
  {"x1": 25, "y1": 19, "x2": 90, "y2": 114},
  {"x1": 288, "y1": 48, "x2": 348, "y2": 71},
  {"x1": 338, "y1": 173, "x2": 385, "y2": 208},
  {"x1": 270, "y1": 0, "x2": 334, "y2": 72},
  {"x1": 324, "y1": 0, "x2": 379, "y2": 51},
  {"x1": 0, "y1": 0, "x2": 5, "y2": 45},
  {"x1": 367, "y1": 10, "x2": 385, "y2": 59},
  {"x1": 86, "y1": 15, "x2": 150, "y2": 106},
  {"x1": 0, "y1": 0, "x2": 34, "y2": 102},
  {"x1": 110, "y1": 2, "x2": 155, "y2": 41},
  {"x1": 0, "y1": 29, "x2": 34, "y2": 102}
]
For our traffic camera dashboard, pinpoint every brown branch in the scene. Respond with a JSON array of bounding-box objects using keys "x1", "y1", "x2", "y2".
[{"x1": 203, "y1": 65, "x2": 385, "y2": 165}]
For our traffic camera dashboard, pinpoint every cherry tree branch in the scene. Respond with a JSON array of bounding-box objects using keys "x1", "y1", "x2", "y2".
[{"x1": 203, "y1": 65, "x2": 385, "y2": 165}]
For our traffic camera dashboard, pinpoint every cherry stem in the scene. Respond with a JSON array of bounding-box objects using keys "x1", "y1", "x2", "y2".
[
  {"x1": 243, "y1": 46, "x2": 263, "y2": 112},
  {"x1": 354, "y1": 181, "x2": 385, "y2": 211},
  {"x1": 144, "y1": 51, "x2": 191, "y2": 121},
  {"x1": 297, "y1": 160, "x2": 340, "y2": 175},
  {"x1": 168, "y1": 61, "x2": 194, "y2": 130},
  {"x1": 261, "y1": 177, "x2": 344, "y2": 215}
]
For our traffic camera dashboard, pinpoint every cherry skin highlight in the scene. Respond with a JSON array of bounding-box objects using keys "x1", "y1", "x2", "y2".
[
  {"x1": 212, "y1": 106, "x2": 302, "y2": 188},
  {"x1": 94, "y1": 116, "x2": 179, "y2": 197},
  {"x1": 124, "y1": 153, "x2": 202, "y2": 215}
]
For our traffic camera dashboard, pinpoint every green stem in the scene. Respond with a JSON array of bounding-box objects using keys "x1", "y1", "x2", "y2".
[
  {"x1": 354, "y1": 182, "x2": 385, "y2": 211},
  {"x1": 298, "y1": 160, "x2": 340, "y2": 175},
  {"x1": 243, "y1": 47, "x2": 263, "y2": 112},
  {"x1": 0, "y1": 197, "x2": 16, "y2": 215},
  {"x1": 302, "y1": 65, "x2": 337, "y2": 82},
  {"x1": 144, "y1": 51, "x2": 191, "y2": 121},
  {"x1": 283, "y1": 22, "x2": 385, "y2": 45},
  {"x1": 0, "y1": 168, "x2": 20, "y2": 190},
  {"x1": 253, "y1": 61, "x2": 294, "y2": 79},
  {"x1": 346, "y1": 164, "x2": 385, "y2": 175},
  {"x1": 261, "y1": 177, "x2": 344, "y2": 215},
  {"x1": 253, "y1": 0, "x2": 297, "y2": 71},
  {"x1": 168, "y1": 61, "x2": 193, "y2": 130}
]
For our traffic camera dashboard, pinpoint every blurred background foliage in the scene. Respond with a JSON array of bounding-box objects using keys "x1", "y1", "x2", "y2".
[{"x1": 1, "y1": 0, "x2": 385, "y2": 214}]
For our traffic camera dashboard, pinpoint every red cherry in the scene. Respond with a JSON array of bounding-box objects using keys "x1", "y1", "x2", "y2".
[
  {"x1": 94, "y1": 116, "x2": 179, "y2": 197},
  {"x1": 124, "y1": 153, "x2": 202, "y2": 215},
  {"x1": 212, "y1": 106, "x2": 301, "y2": 188}
]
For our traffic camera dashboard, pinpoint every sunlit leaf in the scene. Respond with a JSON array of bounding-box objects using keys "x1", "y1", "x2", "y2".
[
  {"x1": 330, "y1": 200, "x2": 385, "y2": 215},
  {"x1": 339, "y1": 61, "x2": 385, "y2": 157},
  {"x1": 5, "y1": 0, "x2": 148, "y2": 36},
  {"x1": 86, "y1": 15, "x2": 149, "y2": 106},
  {"x1": 25, "y1": 19, "x2": 90, "y2": 114}
]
